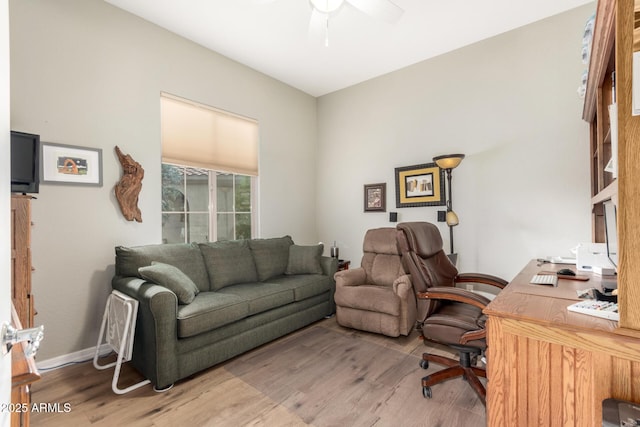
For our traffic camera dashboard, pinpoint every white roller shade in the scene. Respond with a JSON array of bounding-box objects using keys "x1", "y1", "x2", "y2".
[{"x1": 161, "y1": 94, "x2": 259, "y2": 176}]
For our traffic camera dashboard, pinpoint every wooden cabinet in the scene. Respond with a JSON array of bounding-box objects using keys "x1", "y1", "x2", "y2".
[
  {"x1": 583, "y1": 0, "x2": 640, "y2": 332},
  {"x1": 11, "y1": 194, "x2": 34, "y2": 328},
  {"x1": 584, "y1": 0, "x2": 617, "y2": 244}
]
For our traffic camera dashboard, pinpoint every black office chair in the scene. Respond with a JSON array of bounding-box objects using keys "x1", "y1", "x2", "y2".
[{"x1": 396, "y1": 222, "x2": 507, "y2": 405}]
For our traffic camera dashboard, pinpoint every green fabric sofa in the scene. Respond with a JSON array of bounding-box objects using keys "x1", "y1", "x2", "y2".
[{"x1": 112, "y1": 236, "x2": 337, "y2": 390}]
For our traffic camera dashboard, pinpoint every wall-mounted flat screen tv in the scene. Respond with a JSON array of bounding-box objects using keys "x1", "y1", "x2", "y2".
[{"x1": 11, "y1": 130, "x2": 40, "y2": 194}]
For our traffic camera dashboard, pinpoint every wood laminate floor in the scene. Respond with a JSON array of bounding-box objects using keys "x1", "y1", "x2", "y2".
[{"x1": 30, "y1": 317, "x2": 486, "y2": 426}]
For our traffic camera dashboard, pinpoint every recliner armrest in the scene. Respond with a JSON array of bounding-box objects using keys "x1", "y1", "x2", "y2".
[
  {"x1": 392, "y1": 274, "x2": 413, "y2": 296},
  {"x1": 334, "y1": 267, "x2": 366, "y2": 287},
  {"x1": 455, "y1": 273, "x2": 508, "y2": 289}
]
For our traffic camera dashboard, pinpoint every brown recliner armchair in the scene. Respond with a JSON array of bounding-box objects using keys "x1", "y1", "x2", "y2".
[
  {"x1": 334, "y1": 227, "x2": 416, "y2": 337},
  {"x1": 396, "y1": 222, "x2": 507, "y2": 405}
]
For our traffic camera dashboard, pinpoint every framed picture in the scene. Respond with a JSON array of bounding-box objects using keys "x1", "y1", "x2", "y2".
[
  {"x1": 41, "y1": 142, "x2": 103, "y2": 186},
  {"x1": 364, "y1": 183, "x2": 386, "y2": 212},
  {"x1": 395, "y1": 162, "x2": 445, "y2": 207}
]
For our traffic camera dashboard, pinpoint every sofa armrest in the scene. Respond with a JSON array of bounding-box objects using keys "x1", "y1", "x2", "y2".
[
  {"x1": 320, "y1": 256, "x2": 338, "y2": 277},
  {"x1": 111, "y1": 276, "x2": 179, "y2": 389},
  {"x1": 334, "y1": 267, "x2": 366, "y2": 287},
  {"x1": 319, "y1": 256, "x2": 338, "y2": 315}
]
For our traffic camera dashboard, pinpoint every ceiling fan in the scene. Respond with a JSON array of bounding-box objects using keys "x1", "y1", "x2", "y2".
[
  {"x1": 260, "y1": 0, "x2": 404, "y2": 46},
  {"x1": 310, "y1": 0, "x2": 404, "y2": 45}
]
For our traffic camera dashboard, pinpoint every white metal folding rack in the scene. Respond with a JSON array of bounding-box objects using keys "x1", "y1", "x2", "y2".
[{"x1": 93, "y1": 290, "x2": 150, "y2": 394}]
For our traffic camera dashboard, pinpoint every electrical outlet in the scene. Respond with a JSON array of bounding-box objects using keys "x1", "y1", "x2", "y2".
[{"x1": 466, "y1": 284, "x2": 474, "y2": 291}]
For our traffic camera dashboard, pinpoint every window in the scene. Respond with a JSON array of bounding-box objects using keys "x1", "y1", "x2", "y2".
[
  {"x1": 160, "y1": 94, "x2": 259, "y2": 243},
  {"x1": 161, "y1": 164, "x2": 256, "y2": 243}
]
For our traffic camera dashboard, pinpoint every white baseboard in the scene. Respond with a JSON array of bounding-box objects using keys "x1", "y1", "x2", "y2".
[{"x1": 36, "y1": 343, "x2": 112, "y2": 372}]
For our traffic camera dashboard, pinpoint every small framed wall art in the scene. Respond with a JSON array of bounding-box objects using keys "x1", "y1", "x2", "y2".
[
  {"x1": 41, "y1": 142, "x2": 103, "y2": 186},
  {"x1": 394, "y1": 162, "x2": 445, "y2": 207},
  {"x1": 364, "y1": 183, "x2": 386, "y2": 212}
]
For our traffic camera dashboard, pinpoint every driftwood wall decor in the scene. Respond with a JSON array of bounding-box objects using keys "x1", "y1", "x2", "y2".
[{"x1": 114, "y1": 146, "x2": 144, "y2": 222}]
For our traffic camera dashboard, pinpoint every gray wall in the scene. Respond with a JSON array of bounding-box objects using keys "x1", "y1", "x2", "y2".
[
  {"x1": 10, "y1": 0, "x2": 594, "y2": 362},
  {"x1": 316, "y1": 4, "x2": 593, "y2": 281},
  {"x1": 9, "y1": 0, "x2": 318, "y2": 360}
]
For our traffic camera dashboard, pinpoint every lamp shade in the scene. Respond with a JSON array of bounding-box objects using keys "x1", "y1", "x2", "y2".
[
  {"x1": 446, "y1": 210, "x2": 459, "y2": 226},
  {"x1": 433, "y1": 154, "x2": 465, "y2": 170}
]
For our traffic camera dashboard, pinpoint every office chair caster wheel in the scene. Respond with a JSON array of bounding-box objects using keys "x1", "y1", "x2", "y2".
[
  {"x1": 420, "y1": 360, "x2": 429, "y2": 369},
  {"x1": 423, "y1": 386, "x2": 432, "y2": 398}
]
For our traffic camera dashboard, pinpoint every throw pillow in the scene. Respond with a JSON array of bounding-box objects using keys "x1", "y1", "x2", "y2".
[
  {"x1": 138, "y1": 262, "x2": 200, "y2": 305},
  {"x1": 285, "y1": 244, "x2": 324, "y2": 275}
]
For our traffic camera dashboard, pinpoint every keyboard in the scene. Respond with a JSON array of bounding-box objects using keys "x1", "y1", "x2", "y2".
[
  {"x1": 567, "y1": 300, "x2": 619, "y2": 321},
  {"x1": 530, "y1": 274, "x2": 558, "y2": 286}
]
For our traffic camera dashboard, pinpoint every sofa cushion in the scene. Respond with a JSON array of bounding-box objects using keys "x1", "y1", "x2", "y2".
[
  {"x1": 285, "y1": 244, "x2": 324, "y2": 275},
  {"x1": 217, "y1": 282, "x2": 294, "y2": 315},
  {"x1": 177, "y1": 292, "x2": 249, "y2": 338},
  {"x1": 138, "y1": 262, "x2": 200, "y2": 304},
  {"x1": 266, "y1": 274, "x2": 332, "y2": 302},
  {"x1": 115, "y1": 243, "x2": 210, "y2": 292},
  {"x1": 248, "y1": 236, "x2": 294, "y2": 281},
  {"x1": 199, "y1": 240, "x2": 258, "y2": 290}
]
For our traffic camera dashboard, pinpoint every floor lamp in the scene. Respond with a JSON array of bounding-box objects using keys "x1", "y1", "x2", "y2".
[{"x1": 433, "y1": 154, "x2": 465, "y2": 265}]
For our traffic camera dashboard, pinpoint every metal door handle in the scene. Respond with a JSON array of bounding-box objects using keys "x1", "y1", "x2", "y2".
[{"x1": 1, "y1": 323, "x2": 44, "y2": 358}]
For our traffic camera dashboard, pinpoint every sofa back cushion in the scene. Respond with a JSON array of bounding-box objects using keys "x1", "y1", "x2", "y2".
[
  {"x1": 115, "y1": 243, "x2": 210, "y2": 292},
  {"x1": 199, "y1": 240, "x2": 258, "y2": 290},
  {"x1": 285, "y1": 244, "x2": 324, "y2": 275},
  {"x1": 361, "y1": 228, "x2": 405, "y2": 287},
  {"x1": 248, "y1": 236, "x2": 294, "y2": 281}
]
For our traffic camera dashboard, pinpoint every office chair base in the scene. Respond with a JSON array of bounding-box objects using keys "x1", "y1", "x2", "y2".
[{"x1": 420, "y1": 351, "x2": 487, "y2": 405}]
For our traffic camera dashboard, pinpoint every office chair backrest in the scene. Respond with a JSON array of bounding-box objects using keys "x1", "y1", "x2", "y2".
[
  {"x1": 361, "y1": 227, "x2": 405, "y2": 287},
  {"x1": 396, "y1": 222, "x2": 458, "y2": 321}
]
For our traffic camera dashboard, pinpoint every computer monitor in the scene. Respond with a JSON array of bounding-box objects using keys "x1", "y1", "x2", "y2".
[{"x1": 603, "y1": 200, "x2": 618, "y2": 269}]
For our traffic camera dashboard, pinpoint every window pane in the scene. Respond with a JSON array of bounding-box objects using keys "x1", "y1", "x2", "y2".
[
  {"x1": 235, "y1": 213, "x2": 251, "y2": 239},
  {"x1": 162, "y1": 213, "x2": 185, "y2": 243},
  {"x1": 216, "y1": 173, "x2": 233, "y2": 212},
  {"x1": 187, "y1": 213, "x2": 209, "y2": 243},
  {"x1": 186, "y1": 170, "x2": 209, "y2": 212},
  {"x1": 162, "y1": 164, "x2": 185, "y2": 212},
  {"x1": 235, "y1": 175, "x2": 251, "y2": 212},
  {"x1": 217, "y1": 213, "x2": 234, "y2": 241}
]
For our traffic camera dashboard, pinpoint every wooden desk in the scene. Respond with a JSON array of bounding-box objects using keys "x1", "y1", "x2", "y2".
[{"x1": 484, "y1": 260, "x2": 640, "y2": 426}]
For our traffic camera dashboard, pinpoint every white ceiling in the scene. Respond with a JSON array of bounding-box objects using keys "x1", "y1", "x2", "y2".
[{"x1": 104, "y1": 0, "x2": 593, "y2": 97}]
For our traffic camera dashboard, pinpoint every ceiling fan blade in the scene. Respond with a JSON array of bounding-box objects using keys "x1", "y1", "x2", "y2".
[{"x1": 346, "y1": 0, "x2": 404, "y2": 23}]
